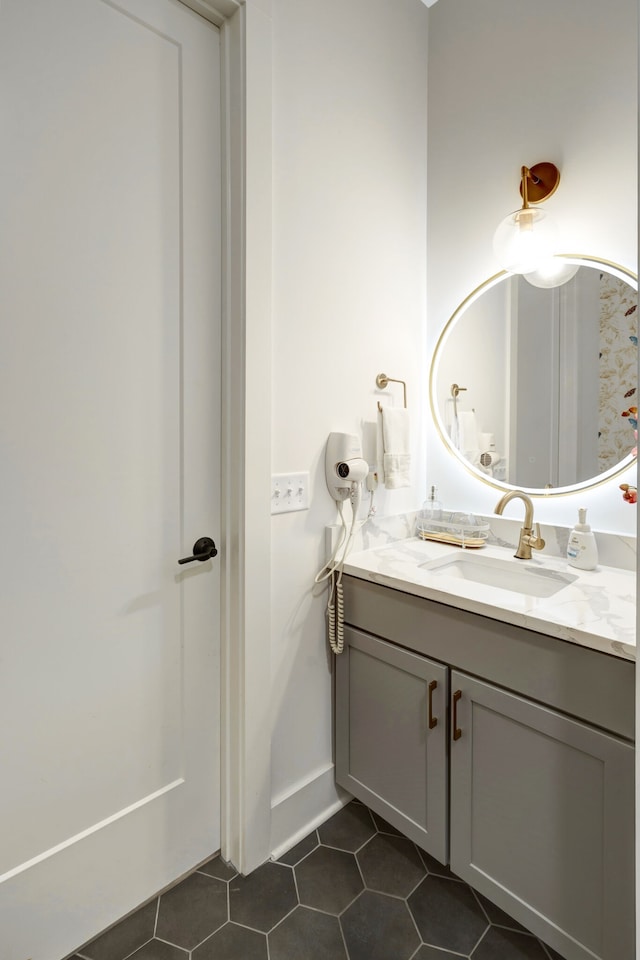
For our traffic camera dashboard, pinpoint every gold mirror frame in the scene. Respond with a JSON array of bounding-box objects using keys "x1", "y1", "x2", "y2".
[{"x1": 429, "y1": 255, "x2": 638, "y2": 497}]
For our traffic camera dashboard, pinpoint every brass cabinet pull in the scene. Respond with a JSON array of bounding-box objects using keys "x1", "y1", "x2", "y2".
[
  {"x1": 452, "y1": 689, "x2": 462, "y2": 740},
  {"x1": 428, "y1": 679, "x2": 438, "y2": 729}
]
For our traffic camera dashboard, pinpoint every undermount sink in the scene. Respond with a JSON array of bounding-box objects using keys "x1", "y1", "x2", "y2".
[{"x1": 419, "y1": 552, "x2": 579, "y2": 598}]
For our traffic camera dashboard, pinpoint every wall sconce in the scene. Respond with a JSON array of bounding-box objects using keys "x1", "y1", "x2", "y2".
[{"x1": 493, "y1": 162, "x2": 561, "y2": 274}]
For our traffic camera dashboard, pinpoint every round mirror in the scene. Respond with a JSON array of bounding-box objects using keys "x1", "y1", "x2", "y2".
[{"x1": 430, "y1": 257, "x2": 638, "y2": 495}]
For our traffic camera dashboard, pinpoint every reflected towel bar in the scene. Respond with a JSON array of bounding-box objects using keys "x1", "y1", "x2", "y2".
[{"x1": 451, "y1": 382, "x2": 467, "y2": 420}]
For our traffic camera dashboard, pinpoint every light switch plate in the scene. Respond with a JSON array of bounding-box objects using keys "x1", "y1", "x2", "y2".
[{"x1": 271, "y1": 472, "x2": 309, "y2": 514}]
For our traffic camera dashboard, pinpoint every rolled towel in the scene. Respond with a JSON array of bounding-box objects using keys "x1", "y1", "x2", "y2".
[{"x1": 379, "y1": 405, "x2": 411, "y2": 488}]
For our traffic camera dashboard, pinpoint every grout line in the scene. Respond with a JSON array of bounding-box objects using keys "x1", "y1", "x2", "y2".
[
  {"x1": 399, "y1": 860, "x2": 427, "y2": 900},
  {"x1": 299, "y1": 902, "x2": 347, "y2": 918},
  {"x1": 290, "y1": 855, "x2": 301, "y2": 905},
  {"x1": 224, "y1": 918, "x2": 269, "y2": 935},
  {"x1": 187, "y1": 921, "x2": 228, "y2": 954},
  {"x1": 153, "y1": 896, "x2": 160, "y2": 937},
  {"x1": 404, "y1": 889, "x2": 425, "y2": 954},
  {"x1": 265, "y1": 901, "x2": 299, "y2": 935},
  {"x1": 469, "y1": 924, "x2": 491, "y2": 957},
  {"x1": 469, "y1": 886, "x2": 491, "y2": 925},
  {"x1": 119, "y1": 936, "x2": 156, "y2": 960},
  {"x1": 154, "y1": 935, "x2": 190, "y2": 951},
  {"x1": 337, "y1": 887, "x2": 365, "y2": 918},
  {"x1": 281, "y1": 830, "x2": 320, "y2": 868},
  {"x1": 338, "y1": 911, "x2": 351, "y2": 960},
  {"x1": 224, "y1": 918, "x2": 271, "y2": 939}
]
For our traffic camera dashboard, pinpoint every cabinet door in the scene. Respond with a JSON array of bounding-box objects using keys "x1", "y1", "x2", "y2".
[
  {"x1": 335, "y1": 627, "x2": 448, "y2": 863},
  {"x1": 449, "y1": 671, "x2": 634, "y2": 960}
]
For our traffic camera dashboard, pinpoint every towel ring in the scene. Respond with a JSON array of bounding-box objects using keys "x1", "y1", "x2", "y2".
[{"x1": 376, "y1": 373, "x2": 407, "y2": 411}]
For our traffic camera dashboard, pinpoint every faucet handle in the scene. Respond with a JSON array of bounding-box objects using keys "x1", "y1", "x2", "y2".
[{"x1": 528, "y1": 523, "x2": 545, "y2": 551}]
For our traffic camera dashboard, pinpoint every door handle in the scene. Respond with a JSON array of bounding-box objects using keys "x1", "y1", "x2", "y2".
[
  {"x1": 428, "y1": 679, "x2": 438, "y2": 729},
  {"x1": 452, "y1": 689, "x2": 462, "y2": 741},
  {"x1": 178, "y1": 536, "x2": 218, "y2": 565}
]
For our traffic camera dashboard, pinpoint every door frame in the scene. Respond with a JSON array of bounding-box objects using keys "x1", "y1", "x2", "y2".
[{"x1": 180, "y1": 0, "x2": 273, "y2": 876}]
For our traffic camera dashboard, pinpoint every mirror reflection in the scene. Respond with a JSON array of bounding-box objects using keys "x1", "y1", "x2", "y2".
[{"x1": 431, "y1": 259, "x2": 638, "y2": 493}]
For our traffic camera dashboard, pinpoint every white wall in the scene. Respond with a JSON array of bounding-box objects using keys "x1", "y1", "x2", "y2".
[
  {"x1": 426, "y1": 0, "x2": 637, "y2": 532},
  {"x1": 269, "y1": 0, "x2": 429, "y2": 851},
  {"x1": 266, "y1": 0, "x2": 637, "y2": 859}
]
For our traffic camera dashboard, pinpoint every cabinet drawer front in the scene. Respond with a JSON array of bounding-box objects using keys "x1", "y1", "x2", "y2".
[
  {"x1": 450, "y1": 671, "x2": 634, "y2": 960},
  {"x1": 336, "y1": 628, "x2": 448, "y2": 864},
  {"x1": 343, "y1": 575, "x2": 635, "y2": 741}
]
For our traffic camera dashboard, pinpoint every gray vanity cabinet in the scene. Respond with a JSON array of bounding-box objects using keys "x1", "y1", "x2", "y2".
[
  {"x1": 449, "y1": 670, "x2": 635, "y2": 960},
  {"x1": 335, "y1": 626, "x2": 449, "y2": 863},
  {"x1": 335, "y1": 575, "x2": 635, "y2": 960}
]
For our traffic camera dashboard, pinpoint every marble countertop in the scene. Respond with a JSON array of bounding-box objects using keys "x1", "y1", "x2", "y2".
[{"x1": 342, "y1": 537, "x2": 636, "y2": 662}]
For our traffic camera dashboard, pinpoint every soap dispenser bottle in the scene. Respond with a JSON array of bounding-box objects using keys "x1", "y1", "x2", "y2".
[
  {"x1": 567, "y1": 508, "x2": 598, "y2": 570},
  {"x1": 417, "y1": 484, "x2": 442, "y2": 539},
  {"x1": 423, "y1": 484, "x2": 443, "y2": 521}
]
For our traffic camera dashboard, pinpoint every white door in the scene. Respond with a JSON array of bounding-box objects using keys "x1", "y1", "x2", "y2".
[{"x1": 0, "y1": 1, "x2": 221, "y2": 958}]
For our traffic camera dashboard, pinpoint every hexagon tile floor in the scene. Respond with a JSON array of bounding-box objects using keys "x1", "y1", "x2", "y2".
[{"x1": 69, "y1": 801, "x2": 565, "y2": 960}]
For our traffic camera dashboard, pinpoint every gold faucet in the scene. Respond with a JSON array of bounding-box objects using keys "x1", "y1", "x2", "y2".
[{"x1": 494, "y1": 490, "x2": 545, "y2": 560}]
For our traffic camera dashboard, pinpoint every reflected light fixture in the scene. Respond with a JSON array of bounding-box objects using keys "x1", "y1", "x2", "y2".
[
  {"x1": 523, "y1": 257, "x2": 580, "y2": 288},
  {"x1": 493, "y1": 162, "x2": 561, "y2": 274}
]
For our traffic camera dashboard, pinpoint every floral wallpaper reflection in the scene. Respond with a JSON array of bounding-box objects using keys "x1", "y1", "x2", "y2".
[{"x1": 598, "y1": 272, "x2": 637, "y2": 472}]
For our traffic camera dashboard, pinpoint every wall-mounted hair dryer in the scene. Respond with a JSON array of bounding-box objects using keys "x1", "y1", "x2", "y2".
[
  {"x1": 320, "y1": 433, "x2": 374, "y2": 657},
  {"x1": 325, "y1": 432, "x2": 368, "y2": 506}
]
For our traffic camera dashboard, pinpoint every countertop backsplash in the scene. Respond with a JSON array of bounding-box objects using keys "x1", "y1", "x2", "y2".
[{"x1": 327, "y1": 510, "x2": 636, "y2": 572}]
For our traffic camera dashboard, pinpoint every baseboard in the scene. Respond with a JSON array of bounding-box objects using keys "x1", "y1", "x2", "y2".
[{"x1": 270, "y1": 762, "x2": 351, "y2": 861}]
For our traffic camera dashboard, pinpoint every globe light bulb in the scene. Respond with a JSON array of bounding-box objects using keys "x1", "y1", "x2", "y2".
[{"x1": 493, "y1": 205, "x2": 558, "y2": 274}]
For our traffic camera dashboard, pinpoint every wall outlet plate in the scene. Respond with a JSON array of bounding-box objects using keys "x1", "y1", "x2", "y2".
[{"x1": 271, "y1": 472, "x2": 310, "y2": 514}]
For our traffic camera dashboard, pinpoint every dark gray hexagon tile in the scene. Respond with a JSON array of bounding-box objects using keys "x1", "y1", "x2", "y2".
[
  {"x1": 156, "y1": 872, "x2": 227, "y2": 950},
  {"x1": 357, "y1": 833, "x2": 425, "y2": 897},
  {"x1": 269, "y1": 905, "x2": 347, "y2": 960},
  {"x1": 317, "y1": 802, "x2": 376, "y2": 852},
  {"x1": 341, "y1": 890, "x2": 420, "y2": 960},
  {"x1": 80, "y1": 899, "x2": 158, "y2": 960},
  {"x1": 472, "y1": 926, "x2": 550, "y2": 959},
  {"x1": 198, "y1": 854, "x2": 237, "y2": 881},
  {"x1": 542, "y1": 945, "x2": 565, "y2": 960},
  {"x1": 192, "y1": 921, "x2": 268, "y2": 960},
  {"x1": 408, "y1": 875, "x2": 488, "y2": 955},
  {"x1": 277, "y1": 829, "x2": 319, "y2": 866},
  {"x1": 295, "y1": 844, "x2": 363, "y2": 915},
  {"x1": 473, "y1": 890, "x2": 527, "y2": 933},
  {"x1": 417, "y1": 848, "x2": 459, "y2": 880},
  {"x1": 127, "y1": 941, "x2": 188, "y2": 960},
  {"x1": 411, "y1": 946, "x2": 467, "y2": 959},
  {"x1": 370, "y1": 810, "x2": 403, "y2": 836},
  {"x1": 229, "y1": 861, "x2": 297, "y2": 932}
]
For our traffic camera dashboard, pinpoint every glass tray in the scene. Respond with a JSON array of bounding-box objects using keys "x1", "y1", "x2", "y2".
[{"x1": 416, "y1": 512, "x2": 490, "y2": 548}]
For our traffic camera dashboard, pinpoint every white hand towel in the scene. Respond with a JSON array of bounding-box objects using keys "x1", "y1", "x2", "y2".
[
  {"x1": 379, "y1": 406, "x2": 411, "y2": 488},
  {"x1": 376, "y1": 406, "x2": 386, "y2": 486},
  {"x1": 457, "y1": 410, "x2": 479, "y2": 458}
]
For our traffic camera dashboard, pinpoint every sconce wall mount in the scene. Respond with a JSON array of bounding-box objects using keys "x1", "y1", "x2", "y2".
[
  {"x1": 518, "y1": 161, "x2": 560, "y2": 204},
  {"x1": 493, "y1": 161, "x2": 562, "y2": 275}
]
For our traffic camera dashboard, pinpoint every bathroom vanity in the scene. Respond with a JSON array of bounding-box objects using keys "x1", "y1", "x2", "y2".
[{"x1": 335, "y1": 537, "x2": 635, "y2": 960}]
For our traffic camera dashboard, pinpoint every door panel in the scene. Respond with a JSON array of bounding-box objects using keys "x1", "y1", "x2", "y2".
[
  {"x1": 0, "y1": 1, "x2": 221, "y2": 957},
  {"x1": 336, "y1": 628, "x2": 449, "y2": 863}
]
